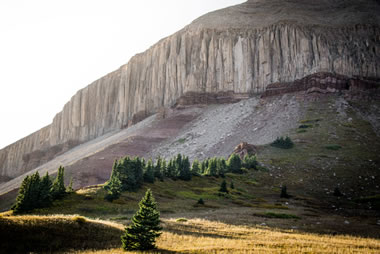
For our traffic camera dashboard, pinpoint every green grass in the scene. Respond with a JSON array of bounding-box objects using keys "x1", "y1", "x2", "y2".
[{"x1": 177, "y1": 138, "x2": 186, "y2": 144}]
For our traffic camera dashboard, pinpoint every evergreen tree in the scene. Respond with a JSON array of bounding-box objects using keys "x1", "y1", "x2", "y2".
[
  {"x1": 154, "y1": 157, "x2": 163, "y2": 181},
  {"x1": 160, "y1": 159, "x2": 167, "y2": 180},
  {"x1": 230, "y1": 181, "x2": 235, "y2": 189},
  {"x1": 39, "y1": 172, "x2": 52, "y2": 207},
  {"x1": 227, "y1": 154, "x2": 242, "y2": 174},
  {"x1": 144, "y1": 159, "x2": 155, "y2": 183},
  {"x1": 205, "y1": 158, "x2": 218, "y2": 176},
  {"x1": 191, "y1": 159, "x2": 201, "y2": 176},
  {"x1": 216, "y1": 158, "x2": 227, "y2": 176},
  {"x1": 179, "y1": 156, "x2": 191, "y2": 181},
  {"x1": 243, "y1": 154, "x2": 258, "y2": 170},
  {"x1": 12, "y1": 175, "x2": 32, "y2": 213},
  {"x1": 219, "y1": 180, "x2": 228, "y2": 193},
  {"x1": 121, "y1": 189, "x2": 162, "y2": 250},
  {"x1": 134, "y1": 157, "x2": 144, "y2": 188},
  {"x1": 51, "y1": 166, "x2": 66, "y2": 199},
  {"x1": 197, "y1": 198, "x2": 204, "y2": 205},
  {"x1": 66, "y1": 177, "x2": 74, "y2": 193},
  {"x1": 166, "y1": 159, "x2": 176, "y2": 179},
  {"x1": 280, "y1": 185, "x2": 289, "y2": 198},
  {"x1": 105, "y1": 176, "x2": 122, "y2": 202}
]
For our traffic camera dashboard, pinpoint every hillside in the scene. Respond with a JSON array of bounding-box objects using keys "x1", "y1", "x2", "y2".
[{"x1": 1, "y1": 0, "x2": 379, "y2": 183}]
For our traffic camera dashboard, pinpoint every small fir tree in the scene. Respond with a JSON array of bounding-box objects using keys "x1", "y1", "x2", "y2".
[
  {"x1": 197, "y1": 198, "x2": 205, "y2": 205},
  {"x1": 227, "y1": 154, "x2": 242, "y2": 174},
  {"x1": 219, "y1": 180, "x2": 228, "y2": 193},
  {"x1": 154, "y1": 157, "x2": 164, "y2": 181},
  {"x1": 105, "y1": 177, "x2": 122, "y2": 202},
  {"x1": 230, "y1": 181, "x2": 235, "y2": 189},
  {"x1": 179, "y1": 156, "x2": 191, "y2": 181},
  {"x1": 66, "y1": 177, "x2": 74, "y2": 193},
  {"x1": 39, "y1": 172, "x2": 52, "y2": 207},
  {"x1": 121, "y1": 189, "x2": 162, "y2": 250},
  {"x1": 280, "y1": 185, "x2": 289, "y2": 198},
  {"x1": 51, "y1": 166, "x2": 66, "y2": 199},
  {"x1": 205, "y1": 158, "x2": 218, "y2": 176},
  {"x1": 144, "y1": 159, "x2": 155, "y2": 183},
  {"x1": 191, "y1": 159, "x2": 201, "y2": 176}
]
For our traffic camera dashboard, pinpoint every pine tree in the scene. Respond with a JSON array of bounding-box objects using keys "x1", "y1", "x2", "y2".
[
  {"x1": 154, "y1": 157, "x2": 163, "y2": 181},
  {"x1": 216, "y1": 158, "x2": 227, "y2": 176},
  {"x1": 191, "y1": 159, "x2": 201, "y2": 176},
  {"x1": 166, "y1": 159, "x2": 176, "y2": 179},
  {"x1": 133, "y1": 157, "x2": 144, "y2": 188},
  {"x1": 205, "y1": 158, "x2": 218, "y2": 176},
  {"x1": 12, "y1": 175, "x2": 32, "y2": 213},
  {"x1": 280, "y1": 185, "x2": 289, "y2": 198},
  {"x1": 230, "y1": 181, "x2": 235, "y2": 189},
  {"x1": 51, "y1": 166, "x2": 66, "y2": 199},
  {"x1": 227, "y1": 154, "x2": 242, "y2": 174},
  {"x1": 219, "y1": 180, "x2": 228, "y2": 193},
  {"x1": 243, "y1": 154, "x2": 258, "y2": 170},
  {"x1": 121, "y1": 189, "x2": 162, "y2": 250},
  {"x1": 144, "y1": 159, "x2": 155, "y2": 183},
  {"x1": 179, "y1": 156, "x2": 191, "y2": 181},
  {"x1": 39, "y1": 172, "x2": 52, "y2": 207},
  {"x1": 105, "y1": 176, "x2": 122, "y2": 202},
  {"x1": 66, "y1": 177, "x2": 74, "y2": 193}
]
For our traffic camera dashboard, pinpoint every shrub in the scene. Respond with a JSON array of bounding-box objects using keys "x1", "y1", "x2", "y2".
[
  {"x1": 243, "y1": 154, "x2": 258, "y2": 170},
  {"x1": 325, "y1": 144, "x2": 342, "y2": 150},
  {"x1": 219, "y1": 180, "x2": 228, "y2": 193},
  {"x1": 271, "y1": 136, "x2": 294, "y2": 149},
  {"x1": 197, "y1": 198, "x2": 205, "y2": 205},
  {"x1": 280, "y1": 185, "x2": 290, "y2": 198}
]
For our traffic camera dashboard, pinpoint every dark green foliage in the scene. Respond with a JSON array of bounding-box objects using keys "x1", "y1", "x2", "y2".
[
  {"x1": 197, "y1": 198, "x2": 204, "y2": 205},
  {"x1": 154, "y1": 157, "x2": 164, "y2": 181},
  {"x1": 133, "y1": 157, "x2": 144, "y2": 188},
  {"x1": 165, "y1": 159, "x2": 177, "y2": 179},
  {"x1": 179, "y1": 156, "x2": 191, "y2": 181},
  {"x1": 227, "y1": 154, "x2": 242, "y2": 174},
  {"x1": 230, "y1": 181, "x2": 234, "y2": 189},
  {"x1": 216, "y1": 158, "x2": 227, "y2": 176},
  {"x1": 205, "y1": 158, "x2": 218, "y2": 176},
  {"x1": 51, "y1": 166, "x2": 66, "y2": 200},
  {"x1": 325, "y1": 144, "x2": 342, "y2": 150},
  {"x1": 280, "y1": 185, "x2": 290, "y2": 198},
  {"x1": 191, "y1": 159, "x2": 201, "y2": 176},
  {"x1": 13, "y1": 170, "x2": 64, "y2": 213},
  {"x1": 219, "y1": 180, "x2": 228, "y2": 193},
  {"x1": 299, "y1": 124, "x2": 312, "y2": 129},
  {"x1": 243, "y1": 154, "x2": 258, "y2": 170},
  {"x1": 121, "y1": 189, "x2": 162, "y2": 250},
  {"x1": 39, "y1": 172, "x2": 52, "y2": 207},
  {"x1": 271, "y1": 136, "x2": 294, "y2": 149},
  {"x1": 104, "y1": 177, "x2": 122, "y2": 202},
  {"x1": 144, "y1": 160, "x2": 155, "y2": 183}
]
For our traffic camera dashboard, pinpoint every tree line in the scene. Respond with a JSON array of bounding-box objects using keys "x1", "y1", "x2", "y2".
[
  {"x1": 104, "y1": 153, "x2": 258, "y2": 201},
  {"x1": 12, "y1": 166, "x2": 73, "y2": 214}
]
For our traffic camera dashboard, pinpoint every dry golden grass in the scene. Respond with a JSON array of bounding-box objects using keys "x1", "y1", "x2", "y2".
[{"x1": 76, "y1": 218, "x2": 380, "y2": 254}]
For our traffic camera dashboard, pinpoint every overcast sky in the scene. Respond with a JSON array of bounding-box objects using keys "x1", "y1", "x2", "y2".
[{"x1": 0, "y1": 0, "x2": 245, "y2": 149}]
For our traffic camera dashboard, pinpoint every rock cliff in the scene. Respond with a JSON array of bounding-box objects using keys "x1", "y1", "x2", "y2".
[{"x1": 1, "y1": 0, "x2": 379, "y2": 179}]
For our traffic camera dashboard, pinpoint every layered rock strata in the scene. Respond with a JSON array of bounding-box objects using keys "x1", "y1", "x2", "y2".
[{"x1": 1, "y1": 0, "x2": 379, "y2": 179}]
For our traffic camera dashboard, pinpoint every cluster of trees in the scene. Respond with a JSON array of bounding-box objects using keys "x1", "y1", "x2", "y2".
[
  {"x1": 271, "y1": 136, "x2": 294, "y2": 149},
  {"x1": 104, "y1": 153, "x2": 258, "y2": 201},
  {"x1": 12, "y1": 166, "x2": 72, "y2": 214}
]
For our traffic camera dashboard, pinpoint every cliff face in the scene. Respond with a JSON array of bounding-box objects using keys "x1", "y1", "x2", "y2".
[{"x1": 1, "y1": 0, "x2": 380, "y2": 179}]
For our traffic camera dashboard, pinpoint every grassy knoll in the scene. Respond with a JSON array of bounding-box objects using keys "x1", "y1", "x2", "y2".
[
  {"x1": 0, "y1": 213, "x2": 123, "y2": 253},
  {"x1": 75, "y1": 218, "x2": 380, "y2": 254}
]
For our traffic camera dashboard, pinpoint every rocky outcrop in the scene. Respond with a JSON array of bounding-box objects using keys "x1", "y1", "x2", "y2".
[
  {"x1": 233, "y1": 142, "x2": 257, "y2": 160},
  {"x1": 1, "y1": 0, "x2": 380, "y2": 179},
  {"x1": 261, "y1": 72, "x2": 380, "y2": 98}
]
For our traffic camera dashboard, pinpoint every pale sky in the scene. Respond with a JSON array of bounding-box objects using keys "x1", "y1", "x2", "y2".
[{"x1": 0, "y1": 0, "x2": 245, "y2": 149}]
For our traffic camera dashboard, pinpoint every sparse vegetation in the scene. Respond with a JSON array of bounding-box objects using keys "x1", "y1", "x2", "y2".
[
  {"x1": 255, "y1": 212, "x2": 300, "y2": 219},
  {"x1": 271, "y1": 136, "x2": 294, "y2": 149},
  {"x1": 325, "y1": 144, "x2": 342, "y2": 150}
]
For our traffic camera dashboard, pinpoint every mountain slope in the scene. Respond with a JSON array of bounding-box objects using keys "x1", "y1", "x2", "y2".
[{"x1": 1, "y1": 0, "x2": 379, "y2": 181}]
